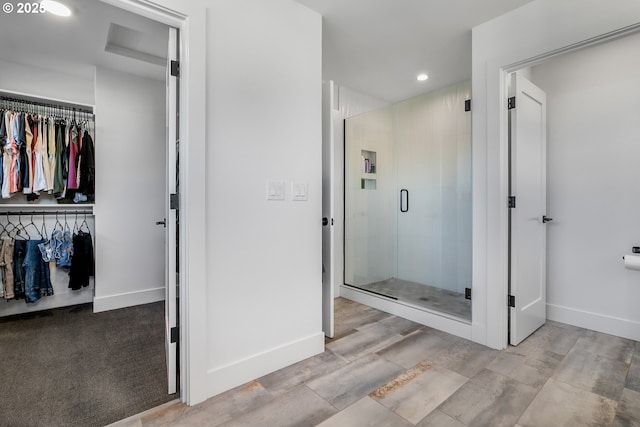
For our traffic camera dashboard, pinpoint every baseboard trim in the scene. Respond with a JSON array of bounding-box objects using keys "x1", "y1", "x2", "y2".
[
  {"x1": 93, "y1": 286, "x2": 165, "y2": 312},
  {"x1": 205, "y1": 332, "x2": 325, "y2": 398},
  {"x1": 0, "y1": 287, "x2": 94, "y2": 317},
  {"x1": 341, "y1": 285, "x2": 472, "y2": 340},
  {"x1": 547, "y1": 303, "x2": 640, "y2": 341}
]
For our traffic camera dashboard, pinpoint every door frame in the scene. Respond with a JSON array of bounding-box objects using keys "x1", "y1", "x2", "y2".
[
  {"x1": 474, "y1": 19, "x2": 640, "y2": 350},
  {"x1": 321, "y1": 80, "x2": 334, "y2": 338},
  {"x1": 101, "y1": 0, "x2": 208, "y2": 405}
]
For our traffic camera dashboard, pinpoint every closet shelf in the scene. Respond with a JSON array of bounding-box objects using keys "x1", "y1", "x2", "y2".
[{"x1": 0, "y1": 204, "x2": 95, "y2": 209}]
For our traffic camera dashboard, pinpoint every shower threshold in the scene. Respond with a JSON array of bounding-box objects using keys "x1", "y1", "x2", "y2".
[{"x1": 352, "y1": 278, "x2": 471, "y2": 321}]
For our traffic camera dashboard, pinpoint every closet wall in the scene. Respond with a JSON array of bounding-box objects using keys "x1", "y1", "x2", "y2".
[
  {"x1": 0, "y1": 59, "x2": 166, "y2": 315},
  {"x1": 530, "y1": 31, "x2": 640, "y2": 340},
  {"x1": 94, "y1": 66, "x2": 165, "y2": 312},
  {"x1": 0, "y1": 59, "x2": 94, "y2": 106}
]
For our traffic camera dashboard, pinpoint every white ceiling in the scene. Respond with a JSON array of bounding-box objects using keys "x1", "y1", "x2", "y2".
[
  {"x1": 0, "y1": 0, "x2": 535, "y2": 102},
  {"x1": 295, "y1": 0, "x2": 534, "y2": 103},
  {"x1": 0, "y1": 0, "x2": 168, "y2": 83}
]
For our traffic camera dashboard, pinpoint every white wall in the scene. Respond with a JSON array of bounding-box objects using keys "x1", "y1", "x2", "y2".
[
  {"x1": 94, "y1": 67, "x2": 166, "y2": 311},
  {"x1": 203, "y1": 0, "x2": 324, "y2": 397},
  {"x1": 0, "y1": 59, "x2": 94, "y2": 106},
  {"x1": 530, "y1": 32, "x2": 640, "y2": 340},
  {"x1": 472, "y1": 0, "x2": 640, "y2": 348}
]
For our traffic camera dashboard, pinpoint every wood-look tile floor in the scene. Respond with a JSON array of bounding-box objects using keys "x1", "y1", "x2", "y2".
[{"x1": 109, "y1": 298, "x2": 640, "y2": 427}]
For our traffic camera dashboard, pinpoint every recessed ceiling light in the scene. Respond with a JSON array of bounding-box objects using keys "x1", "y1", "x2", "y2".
[
  {"x1": 417, "y1": 73, "x2": 429, "y2": 82},
  {"x1": 41, "y1": 0, "x2": 72, "y2": 17}
]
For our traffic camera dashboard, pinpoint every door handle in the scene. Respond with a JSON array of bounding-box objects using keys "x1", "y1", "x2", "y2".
[
  {"x1": 400, "y1": 189, "x2": 409, "y2": 213},
  {"x1": 156, "y1": 219, "x2": 167, "y2": 227},
  {"x1": 542, "y1": 215, "x2": 553, "y2": 223}
]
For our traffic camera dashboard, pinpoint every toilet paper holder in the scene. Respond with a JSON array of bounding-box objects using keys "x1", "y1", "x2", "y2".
[{"x1": 622, "y1": 247, "x2": 640, "y2": 260}]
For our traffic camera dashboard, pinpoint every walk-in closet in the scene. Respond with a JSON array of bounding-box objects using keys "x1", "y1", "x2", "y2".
[{"x1": 0, "y1": 1, "x2": 175, "y2": 425}]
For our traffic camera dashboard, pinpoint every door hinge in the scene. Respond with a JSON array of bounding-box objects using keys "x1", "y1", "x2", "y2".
[
  {"x1": 508, "y1": 96, "x2": 516, "y2": 110},
  {"x1": 170, "y1": 60, "x2": 180, "y2": 77},
  {"x1": 170, "y1": 326, "x2": 179, "y2": 343},
  {"x1": 464, "y1": 99, "x2": 471, "y2": 112},
  {"x1": 508, "y1": 196, "x2": 516, "y2": 208},
  {"x1": 465, "y1": 288, "x2": 472, "y2": 300},
  {"x1": 508, "y1": 295, "x2": 516, "y2": 308},
  {"x1": 170, "y1": 193, "x2": 179, "y2": 210}
]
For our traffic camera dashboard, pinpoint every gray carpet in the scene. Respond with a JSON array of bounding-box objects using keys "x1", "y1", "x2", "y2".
[{"x1": 0, "y1": 302, "x2": 176, "y2": 427}]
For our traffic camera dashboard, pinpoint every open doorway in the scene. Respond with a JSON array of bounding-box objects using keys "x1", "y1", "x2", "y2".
[
  {"x1": 0, "y1": 1, "x2": 179, "y2": 425},
  {"x1": 507, "y1": 29, "x2": 640, "y2": 345}
]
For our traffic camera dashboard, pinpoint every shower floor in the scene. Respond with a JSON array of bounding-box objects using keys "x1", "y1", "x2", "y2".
[{"x1": 355, "y1": 278, "x2": 471, "y2": 321}]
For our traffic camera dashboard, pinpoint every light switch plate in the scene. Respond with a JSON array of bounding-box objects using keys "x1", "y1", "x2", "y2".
[
  {"x1": 292, "y1": 182, "x2": 308, "y2": 201},
  {"x1": 267, "y1": 180, "x2": 285, "y2": 200}
]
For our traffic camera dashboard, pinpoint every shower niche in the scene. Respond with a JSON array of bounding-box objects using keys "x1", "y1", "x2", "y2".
[{"x1": 360, "y1": 149, "x2": 377, "y2": 190}]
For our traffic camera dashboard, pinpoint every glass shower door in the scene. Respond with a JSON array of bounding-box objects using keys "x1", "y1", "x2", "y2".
[
  {"x1": 394, "y1": 83, "x2": 472, "y2": 320},
  {"x1": 344, "y1": 106, "x2": 395, "y2": 291},
  {"x1": 344, "y1": 81, "x2": 472, "y2": 321}
]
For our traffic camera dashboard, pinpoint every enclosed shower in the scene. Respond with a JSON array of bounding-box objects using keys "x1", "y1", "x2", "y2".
[{"x1": 344, "y1": 81, "x2": 472, "y2": 321}]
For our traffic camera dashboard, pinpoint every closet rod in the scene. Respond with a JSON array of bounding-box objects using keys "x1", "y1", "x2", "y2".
[
  {"x1": 0, "y1": 93, "x2": 94, "y2": 115},
  {"x1": 0, "y1": 210, "x2": 93, "y2": 217}
]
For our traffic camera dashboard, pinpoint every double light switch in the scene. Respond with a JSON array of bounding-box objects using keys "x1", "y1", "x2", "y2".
[{"x1": 266, "y1": 180, "x2": 308, "y2": 201}]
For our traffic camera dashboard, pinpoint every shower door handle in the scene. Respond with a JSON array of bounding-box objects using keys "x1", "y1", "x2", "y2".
[{"x1": 400, "y1": 189, "x2": 409, "y2": 212}]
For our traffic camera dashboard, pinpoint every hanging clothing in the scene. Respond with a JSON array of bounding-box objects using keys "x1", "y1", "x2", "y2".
[
  {"x1": 23, "y1": 239, "x2": 53, "y2": 303},
  {"x1": 14, "y1": 113, "x2": 25, "y2": 193},
  {"x1": 0, "y1": 237, "x2": 14, "y2": 300},
  {"x1": 53, "y1": 121, "x2": 65, "y2": 197},
  {"x1": 0, "y1": 104, "x2": 94, "y2": 202},
  {"x1": 0, "y1": 111, "x2": 5, "y2": 191},
  {"x1": 78, "y1": 130, "x2": 95, "y2": 198},
  {"x1": 33, "y1": 116, "x2": 48, "y2": 193},
  {"x1": 47, "y1": 117, "x2": 56, "y2": 192},
  {"x1": 22, "y1": 114, "x2": 32, "y2": 194},
  {"x1": 67, "y1": 124, "x2": 79, "y2": 190},
  {"x1": 12, "y1": 239, "x2": 26, "y2": 300},
  {"x1": 68, "y1": 230, "x2": 93, "y2": 290},
  {"x1": 3, "y1": 111, "x2": 17, "y2": 198}
]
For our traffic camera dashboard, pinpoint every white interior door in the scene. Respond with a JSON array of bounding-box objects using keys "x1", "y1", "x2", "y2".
[
  {"x1": 165, "y1": 26, "x2": 179, "y2": 394},
  {"x1": 509, "y1": 72, "x2": 547, "y2": 346},
  {"x1": 321, "y1": 81, "x2": 335, "y2": 338}
]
